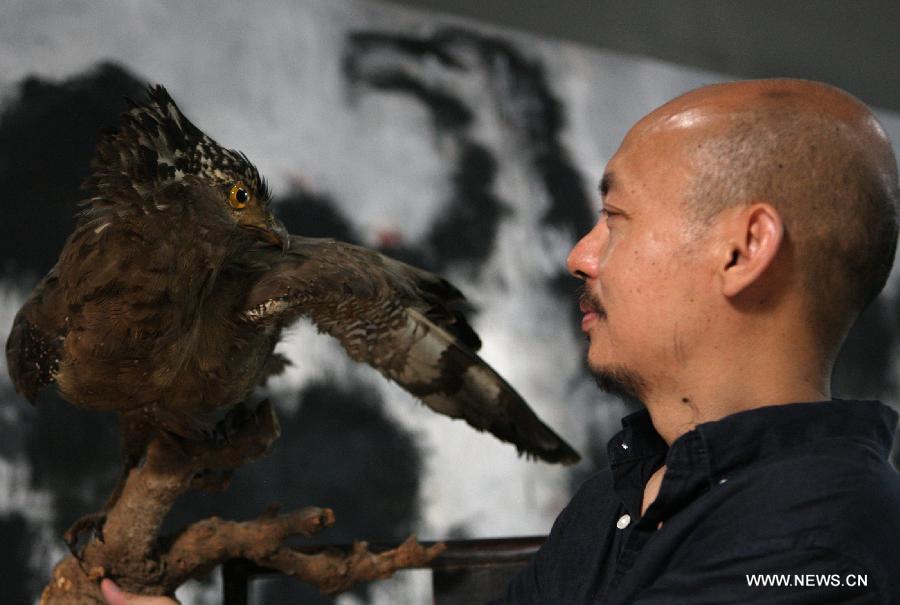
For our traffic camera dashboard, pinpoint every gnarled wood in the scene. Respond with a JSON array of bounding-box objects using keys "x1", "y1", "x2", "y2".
[{"x1": 39, "y1": 400, "x2": 443, "y2": 603}]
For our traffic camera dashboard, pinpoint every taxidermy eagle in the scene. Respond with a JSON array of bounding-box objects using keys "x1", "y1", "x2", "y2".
[{"x1": 5, "y1": 86, "x2": 579, "y2": 481}]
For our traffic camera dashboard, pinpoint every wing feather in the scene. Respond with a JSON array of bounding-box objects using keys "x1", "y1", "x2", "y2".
[
  {"x1": 242, "y1": 236, "x2": 579, "y2": 464},
  {"x1": 6, "y1": 272, "x2": 66, "y2": 402}
]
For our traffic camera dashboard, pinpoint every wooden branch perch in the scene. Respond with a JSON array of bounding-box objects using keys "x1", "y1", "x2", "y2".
[
  {"x1": 39, "y1": 400, "x2": 444, "y2": 604},
  {"x1": 263, "y1": 536, "x2": 446, "y2": 594}
]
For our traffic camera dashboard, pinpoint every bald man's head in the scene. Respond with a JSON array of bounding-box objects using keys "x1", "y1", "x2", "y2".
[{"x1": 665, "y1": 79, "x2": 898, "y2": 349}]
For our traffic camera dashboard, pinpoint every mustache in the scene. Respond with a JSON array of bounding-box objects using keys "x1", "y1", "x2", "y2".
[{"x1": 577, "y1": 284, "x2": 606, "y2": 317}]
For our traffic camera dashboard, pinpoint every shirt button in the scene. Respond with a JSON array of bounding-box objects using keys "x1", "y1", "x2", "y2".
[
  {"x1": 616, "y1": 514, "x2": 631, "y2": 529},
  {"x1": 718, "y1": 477, "x2": 728, "y2": 485},
  {"x1": 621, "y1": 442, "x2": 629, "y2": 450}
]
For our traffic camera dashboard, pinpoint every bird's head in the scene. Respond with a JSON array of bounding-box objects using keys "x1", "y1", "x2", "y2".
[{"x1": 84, "y1": 85, "x2": 288, "y2": 250}]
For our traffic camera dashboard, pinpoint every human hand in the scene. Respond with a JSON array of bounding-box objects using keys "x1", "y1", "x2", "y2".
[{"x1": 100, "y1": 579, "x2": 180, "y2": 605}]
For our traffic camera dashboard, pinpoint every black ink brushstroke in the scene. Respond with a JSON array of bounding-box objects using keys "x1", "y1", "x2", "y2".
[{"x1": 0, "y1": 62, "x2": 146, "y2": 279}]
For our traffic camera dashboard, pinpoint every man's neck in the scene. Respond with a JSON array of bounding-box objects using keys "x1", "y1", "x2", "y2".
[{"x1": 642, "y1": 343, "x2": 831, "y2": 445}]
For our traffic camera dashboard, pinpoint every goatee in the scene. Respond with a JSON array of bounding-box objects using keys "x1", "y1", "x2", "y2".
[{"x1": 591, "y1": 365, "x2": 647, "y2": 404}]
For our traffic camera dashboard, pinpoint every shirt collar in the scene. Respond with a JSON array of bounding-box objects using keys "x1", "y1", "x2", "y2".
[
  {"x1": 684, "y1": 399, "x2": 897, "y2": 478},
  {"x1": 607, "y1": 409, "x2": 667, "y2": 518}
]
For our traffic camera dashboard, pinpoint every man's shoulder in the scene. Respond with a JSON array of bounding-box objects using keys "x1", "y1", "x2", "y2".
[
  {"x1": 739, "y1": 437, "x2": 899, "y2": 516},
  {"x1": 570, "y1": 468, "x2": 617, "y2": 502},
  {"x1": 538, "y1": 468, "x2": 623, "y2": 567},
  {"x1": 549, "y1": 469, "x2": 618, "y2": 533},
  {"x1": 705, "y1": 436, "x2": 900, "y2": 533},
  {"x1": 677, "y1": 442, "x2": 900, "y2": 593}
]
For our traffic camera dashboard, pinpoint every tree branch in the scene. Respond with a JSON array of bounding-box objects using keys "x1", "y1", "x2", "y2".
[{"x1": 39, "y1": 400, "x2": 443, "y2": 603}]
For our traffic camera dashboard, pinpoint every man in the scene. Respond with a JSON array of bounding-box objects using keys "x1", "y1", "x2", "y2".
[
  {"x1": 502, "y1": 78, "x2": 900, "y2": 603},
  {"x1": 104, "y1": 79, "x2": 899, "y2": 603}
]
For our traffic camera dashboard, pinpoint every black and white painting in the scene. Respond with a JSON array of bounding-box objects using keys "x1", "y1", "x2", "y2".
[{"x1": 1, "y1": 1, "x2": 898, "y2": 603}]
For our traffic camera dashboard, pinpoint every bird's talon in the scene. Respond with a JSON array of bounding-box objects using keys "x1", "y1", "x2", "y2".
[{"x1": 63, "y1": 512, "x2": 107, "y2": 560}]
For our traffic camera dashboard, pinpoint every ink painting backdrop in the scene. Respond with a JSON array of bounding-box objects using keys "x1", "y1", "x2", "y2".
[{"x1": 1, "y1": 1, "x2": 898, "y2": 603}]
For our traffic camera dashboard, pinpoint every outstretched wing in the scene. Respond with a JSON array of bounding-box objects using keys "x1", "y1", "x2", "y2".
[{"x1": 241, "y1": 235, "x2": 580, "y2": 465}]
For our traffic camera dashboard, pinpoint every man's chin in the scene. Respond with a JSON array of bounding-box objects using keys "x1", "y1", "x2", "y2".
[{"x1": 590, "y1": 363, "x2": 647, "y2": 404}]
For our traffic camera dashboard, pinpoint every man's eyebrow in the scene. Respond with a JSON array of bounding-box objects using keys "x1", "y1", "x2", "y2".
[{"x1": 598, "y1": 173, "x2": 614, "y2": 198}]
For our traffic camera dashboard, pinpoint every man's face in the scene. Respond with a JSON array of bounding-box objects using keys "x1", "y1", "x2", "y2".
[{"x1": 567, "y1": 119, "x2": 715, "y2": 400}]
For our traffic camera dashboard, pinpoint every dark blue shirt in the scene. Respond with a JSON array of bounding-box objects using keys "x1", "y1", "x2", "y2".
[{"x1": 503, "y1": 400, "x2": 900, "y2": 604}]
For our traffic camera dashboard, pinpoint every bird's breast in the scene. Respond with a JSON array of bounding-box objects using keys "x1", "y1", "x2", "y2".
[{"x1": 53, "y1": 220, "x2": 277, "y2": 419}]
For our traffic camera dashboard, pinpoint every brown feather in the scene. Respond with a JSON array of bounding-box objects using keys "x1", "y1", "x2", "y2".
[
  {"x1": 5, "y1": 86, "x2": 580, "y2": 465},
  {"x1": 241, "y1": 236, "x2": 580, "y2": 464}
]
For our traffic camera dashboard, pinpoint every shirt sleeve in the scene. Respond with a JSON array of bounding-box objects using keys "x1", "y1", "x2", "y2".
[{"x1": 631, "y1": 543, "x2": 885, "y2": 605}]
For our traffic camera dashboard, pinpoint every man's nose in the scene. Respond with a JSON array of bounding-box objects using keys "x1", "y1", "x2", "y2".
[{"x1": 566, "y1": 224, "x2": 604, "y2": 280}]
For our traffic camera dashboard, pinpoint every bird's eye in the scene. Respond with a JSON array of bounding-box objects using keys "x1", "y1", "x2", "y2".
[{"x1": 228, "y1": 182, "x2": 250, "y2": 209}]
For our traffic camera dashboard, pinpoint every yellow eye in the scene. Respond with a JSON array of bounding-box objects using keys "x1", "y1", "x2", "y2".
[{"x1": 228, "y1": 182, "x2": 251, "y2": 209}]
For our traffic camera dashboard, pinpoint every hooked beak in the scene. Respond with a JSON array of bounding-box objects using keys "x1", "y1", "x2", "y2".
[
  {"x1": 245, "y1": 216, "x2": 290, "y2": 252},
  {"x1": 268, "y1": 217, "x2": 290, "y2": 252}
]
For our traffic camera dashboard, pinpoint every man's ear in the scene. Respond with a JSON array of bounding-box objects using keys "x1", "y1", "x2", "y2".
[{"x1": 718, "y1": 203, "x2": 784, "y2": 298}]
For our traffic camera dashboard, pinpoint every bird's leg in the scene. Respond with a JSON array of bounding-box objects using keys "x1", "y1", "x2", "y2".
[
  {"x1": 63, "y1": 512, "x2": 108, "y2": 560},
  {"x1": 209, "y1": 400, "x2": 259, "y2": 446},
  {"x1": 187, "y1": 401, "x2": 267, "y2": 490}
]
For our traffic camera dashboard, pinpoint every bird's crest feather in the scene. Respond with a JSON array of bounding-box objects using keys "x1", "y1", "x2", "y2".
[{"x1": 81, "y1": 85, "x2": 268, "y2": 216}]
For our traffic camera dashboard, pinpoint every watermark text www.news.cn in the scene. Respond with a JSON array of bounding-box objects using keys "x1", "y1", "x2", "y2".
[{"x1": 746, "y1": 574, "x2": 868, "y2": 588}]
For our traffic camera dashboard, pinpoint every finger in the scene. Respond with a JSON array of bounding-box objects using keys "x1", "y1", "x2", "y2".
[
  {"x1": 100, "y1": 579, "x2": 128, "y2": 605},
  {"x1": 100, "y1": 579, "x2": 179, "y2": 605}
]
